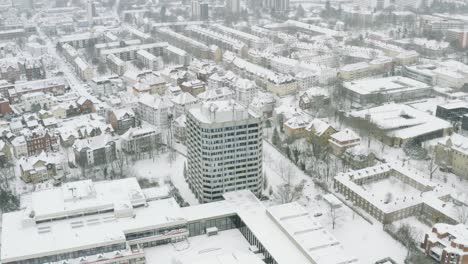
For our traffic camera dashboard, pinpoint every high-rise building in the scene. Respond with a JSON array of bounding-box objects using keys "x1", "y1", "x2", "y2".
[
  {"x1": 200, "y1": 2, "x2": 209, "y2": 20},
  {"x1": 87, "y1": 0, "x2": 96, "y2": 27},
  {"x1": 226, "y1": 0, "x2": 240, "y2": 14},
  {"x1": 191, "y1": 0, "x2": 201, "y2": 19},
  {"x1": 186, "y1": 100, "x2": 263, "y2": 203},
  {"x1": 192, "y1": 0, "x2": 209, "y2": 20},
  {"x1": 263, "y1": 0, "x2": 289, "y2": 13},
  {"x1": 18, "y1": 0, "x2": 34, "y2": 9}
]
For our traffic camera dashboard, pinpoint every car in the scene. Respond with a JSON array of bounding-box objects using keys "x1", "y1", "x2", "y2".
[{"x1": 313, "y1": 212, "x2": 323, "y2": 217}]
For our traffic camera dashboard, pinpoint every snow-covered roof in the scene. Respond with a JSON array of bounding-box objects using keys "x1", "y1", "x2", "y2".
[
  {"x1": 343, "y1": 76, "x2": 430, "y2": 96},
  {"x1": 330, "y1": 129, "x2": 360, "y2": 143},
  {"x1": 112, "y1": 108, "x2": 135, "y2": 120},
  {"x1": 189, "y1": 100, "x2": 259, "y2": 124},
  {"x1": 284, "y1": 113, "x2": 311, "y2": 130},
  {"x1": 73, "y1": 134, "x2": 114, "y2": 152},
  {"x1": 350, "y1": 103, "x2": 452, "y2": 139},
  {"x1": 306, "y1": 119, "x2": 334, "y2": 136},
  {"x1": 171, "y1": 92, "x2": 197, "y2": 106}
]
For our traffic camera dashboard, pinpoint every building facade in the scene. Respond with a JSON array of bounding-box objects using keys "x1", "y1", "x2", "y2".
[{"x1": 186, "y1": 101, "x2": 263, "y2": 203}]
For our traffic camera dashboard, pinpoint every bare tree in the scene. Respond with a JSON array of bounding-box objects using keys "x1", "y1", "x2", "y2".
[
  {"x1": 113, "y1": 151, "x2": 127, "y2": 178},
  {"x1": 428, "y1": 147, "x2": 439, "y2": 180},
  {"x1": 0, "y1": 164, "x2": 15, "y2": 189},
  {"x1": 396, "y1": 223, "x2": 420, "y2": 259},
  {"x1": 275, "y1": 162, "x2": 306, "y2": 204},
  {"x1": 328, "y1": 204, "x2": 342, "y2": 229}
]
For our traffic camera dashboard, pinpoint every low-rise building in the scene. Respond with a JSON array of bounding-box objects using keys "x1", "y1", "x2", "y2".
[
  {"x1": 109, "y1": 108, "x2": 136, "y2": 135},
  {"x1": 73, "y1": 134, "x2": 116, "y2": 167},
  {"x1": 435, "y1": 134, "x2": 468, "y2": 180},
  {"x1": 421, "y1": 223, "x2": 468, "y2": 263},
  {"x1": 121, "y1": 126, "x2": 160, "y2": 155},
  {"x1": 136, "y1": 94, "x2": 174, "y2": 127},
  {"x1": 329, "y1": 129, "x2": 361, "y2": 156}
]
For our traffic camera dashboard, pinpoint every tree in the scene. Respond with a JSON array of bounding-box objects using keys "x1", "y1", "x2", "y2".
[
  {"x1": 160, "y1": 6, "x2": 167, "y2": 22},
  {"x1": 0, "y1": 188, "x2": 19, "y2": 213},
  {"x1": 428, "y1": 147, "x2": 439, "y2": 180},
  {"x1": 113, "y1": 150, "x2": 127, "y2": 178},
  {"x1": 328, "y1": 204, "x2": 342, "y2": 229},
  {"x1": 455, "y1": 198, "x2": 468, "y2": 224},
  {"x1": 396, "y1": 223, "x2": 420, "y2": 259},
  {"x1": 275, "y1": 163, "x2": 306, "y2": 204},
  {"x1": 0, "y1": 165, "x2": 14, "y2": 188},
  {"x1": 296, "y1": 4, "x2": 305, "y2": 18},
  {"x1": 31, "y1": 103, "x2": 42, "y2": 112},
  {"x1": 97, "y1": 61, "x2": 107, "y2": 75},
  {"x1": 272, "y1": 128, "x2": 280, "y2": 147}
]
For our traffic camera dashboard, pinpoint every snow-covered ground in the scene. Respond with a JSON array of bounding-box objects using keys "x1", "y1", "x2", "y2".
[
  {"x1": 132, "y1": 152, "x2": 199, "y2": 205},
  {"x1": 262, "y1": 141, "x2": 407, "y2": 263}
]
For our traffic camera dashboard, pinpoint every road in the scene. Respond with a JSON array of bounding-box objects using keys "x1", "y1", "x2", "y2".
[{"x1": 35, "y1": 21, "x2": 101, "y2": 102}]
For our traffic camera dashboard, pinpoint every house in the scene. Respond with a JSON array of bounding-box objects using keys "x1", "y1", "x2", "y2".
[
  {"x1": 283, "y1": 113, "x2": 311, "y2": 137},
  {"x1": 24, "y1": 129, "x2": 59, "y2": 156},
  {"x1": 18, "y1": 152, "x2": 63, "y2": 183},
  {"x1": 174, "y1": 115, "x2": 186, "y2": 142},
  {"x1": 0, "y1": 140, "x2": 12, "y2": 167},
  {"x1": 171, "y1": 92, "x2": 198, "y2": 118},
  {"x1": 421, "y1": 223, "x2": 468, "y2": 264},
  {"x1": 121, "y1": 126, "x2": 160, "y2": 154},
  {"x1": 73, "y1": 134, "x2": 116, "y2": 167},
  {"x1": 298, "y1": 88, "x2": 330, "y2": 111},
  {"x1": 76, "y1": 97, "x2": 95, "y2": 114},
  {"x1": 180, "y1": 80, "x2": 206, "y2": 96},
  {"x1": 306, "y1": 119, "x2": 337, "y2": 146},
  {"x1": 435, "y1": 134, "x2": 468, "y2": 180},
  {"x1": 329, "y1": 129, "x2": 361, "y2": 156},
  {"x1": 136, "y1": 94, "x2": 174, "y2": 127},
  {"x1": 197, "y1": 87, "x2": 234, "y2": 102},
  {"x1": 10, "y1": 135, "x2": 27, "y2": 158},
  {"x1": 343, "y1": 145, "x2": 376, "y2": 169},
  {"x1": 0, "y1": 97, "x2": 12, "y2": 115},
  {"x1": 132, "y1": 74, "x2": 167, "y2": 96},
  {"x1": 109, "y1": 108, "x2": 136, "y2": 135}
]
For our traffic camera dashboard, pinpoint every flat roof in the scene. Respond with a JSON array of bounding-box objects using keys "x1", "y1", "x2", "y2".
[
  {"x1": 1, "y1": 197, "x2": 185, "y2": 263},
  {"x1": 343, "y1": 76, "x2": 430, "y2": 96}
]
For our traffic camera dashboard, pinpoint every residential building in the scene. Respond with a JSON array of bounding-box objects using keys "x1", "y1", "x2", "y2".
[
  {"x1": 283, "y1": 113, "x2": 311, "y2": 137},
  {"x1": 435, "y1": 134, "x2": 468, "y2": 180},
  {"x1": 73, "y1": 134, "x2": 116, "y2": 167},
  {"x1": 329, "y1": 129, "x2": 361, "y2": 156},
  {"x1": 306, "y1": 119, "x2": 337, "y2": 146},
  {"x1": 298, "y1": 88, "x2": 330, "y2": 111},
  {"x1": 24, "y1": 129, "x2": 59, "y2": 156},
  {"x1": 226, "y1": 0, "x2": 240, "y2": 14},
  {"x1": 21, "y1": 92, "x2": 55, "y2": 112},
  {"x1": 447, "y1": 29, "x2": 468, "y2": 49},
  {"x1": 186, "y1": 100, "x2": 263, "y2": 203},
  {"x1": 109, "y1": 108, "x2": 136, "y2": 135},
  {"x1": 74, "y1": 57, "x2": 94, "y2": 81},
  {"x1": 171, "y1": 92, "x2": 198, "y2": 118},
  {"x1": 121, "y1": 126, "x2": 160, "y2": 154},
  {"x1": 136, "y1": 94, "x2": 174, "y2": 127},
  {"x1": 18, "y1": 152, "x2": 62, "y2": 183},
  {"x1": 421, "y1": 223, "x2": 468, "y2": 263}
]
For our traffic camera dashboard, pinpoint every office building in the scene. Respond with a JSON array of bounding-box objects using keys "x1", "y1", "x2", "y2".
[{"x1": 186, "y1": 100, "x2": 263, "y2": 203}]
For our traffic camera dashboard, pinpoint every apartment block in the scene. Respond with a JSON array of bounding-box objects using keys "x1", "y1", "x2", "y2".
[{"x1": 186, "y1": 100, "x2": 263, "y2": 203}]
